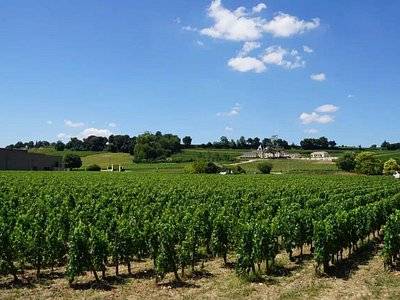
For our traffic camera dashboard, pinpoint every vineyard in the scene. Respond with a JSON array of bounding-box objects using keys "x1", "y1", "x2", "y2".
[{"x1": 1, "y1": 172, "x2": 400, "y2": 298}]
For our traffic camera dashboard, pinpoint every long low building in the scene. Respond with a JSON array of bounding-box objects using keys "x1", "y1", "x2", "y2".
[{"x1": 0, "y1": 148, "x2": 63, "y2": 170}]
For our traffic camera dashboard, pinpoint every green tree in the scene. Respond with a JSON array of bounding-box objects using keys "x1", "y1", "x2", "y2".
[
  {"x1": 336, "y1": 152, "x2": 356, "y2": 172},
  {"x1": 182, "y1": 136, "x2": 192, "y2": 148},
  {"x1": 354, "y1": 152, "x2": 383, "y2": 175},
  {"x1": 257, "y1": 162, "x2": 272, "y2": 174},
  {"x1": 55, "y1": 140, "x2": 65, "y2": 151},
  {"x1": 63, "y1": 154, "x2": 82, "y2": 170},
  {"x1": 383, "y1": 159, "x2": 400, "y2": 175}
]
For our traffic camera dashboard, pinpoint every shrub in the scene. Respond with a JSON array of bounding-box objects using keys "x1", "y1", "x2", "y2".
[
  {"x1": 336, "y1": 152, "x2": 356, "y2": 172},
  {"x1": 63, "y1": 154, "x2": 82, "y2": 170},
  {"x1": 383, "y1": 159, "x2": 400, "y2": 175},
  {"x1": 354, "y1": 152, "x2": 383, "y2": 175},
  {"x1": 188, "y1": 161, "x2": 221, "y2": 174},
  {"x1": 232, "y1": 165, "x2": 246, "y2": 174},
  {"x1": 86, "y1": 164, "x2": 101, "y2": 171},
  {"x1": 257, "y1": 162, "x2": 272, "y2": 174}
]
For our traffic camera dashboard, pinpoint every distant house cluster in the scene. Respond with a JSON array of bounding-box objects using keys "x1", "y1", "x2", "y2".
[
  {"x1": 310, "y1": 151, "x2": 331, "y2": 160},
  {"x1": 241, "y1": 146, "x2": 291, "y2": 159},
  {"x1": 241, "y1": 147, "x2": 335, "y2": 161},
  {"x1": 0, "y1": 148, "x2": 62, "y2": 171}
]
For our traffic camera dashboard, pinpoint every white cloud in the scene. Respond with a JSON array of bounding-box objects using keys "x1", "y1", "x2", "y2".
[
  {"x1": 200, "y1": 1, "x2": 319, "y2": 41},
  {"x1": 263, "y1": 13, "x2": 320, "y2": 37},
  {"x1": 182, "y1": 25, "x2": 198, "y2": 32},
  {"x1": 348, "y1": 94, "x2": 354, "y2": 98},
  {"x1": 174, "y1": 17, "x2": 181, "y2": 24},
  {"x1": 64, "y1": 119, "x2": 85, "y2": 128},
  {"x1": 225, "y1": 126, "x2": 234, "y2": 132},
  {"x1": 108, "y1": 122, "x2": 117, "y2": 128},
  {"x1": 252, "y1": 3, "x2": 267, "y2": 13},
  {"x1": 229, "y1": 45, "x2": 305, "y2": 73},
  {"x1": 228, "y1": 56, "x2": 266, "y2": 73},
  {"x1": 304, "y1": 128, "x2": 319, "y2": 134},
  {"x1": 300, "y1": 112, "x2": 334, "y2": 124},
  {"x1": 217, "y1": 103, "x2": 241, "y2": 117},
  {"x1": 303, "y1": 45, "x2": 313, "y2": 53},
  {"x1": 79, "y1": 128, "x2": 112, "y2": 139},
  {"x1": 57, "y1": 133, "x2": 71, "y2": 141},
  {"x1": 238, "y1": 41, "x2": 261, "y2": 56},
  {"x1": 196, "y1": 40, "x2": 204, "y2": 46},
  {"x1": 200, "y1": 0, "x2": 264, "y2": 41},
  {"x1": 315, "y1": 104, "x2": 339, "y2": 113},
  {"x1": 46, "y1": 120, "x2": 53, "y2": 125},
  {"x1": 310, "y1": 73, "x2": 326, "y2": 81},
  {"x1": 261, "y1": 45, "x2": 305, "y2": 69}
]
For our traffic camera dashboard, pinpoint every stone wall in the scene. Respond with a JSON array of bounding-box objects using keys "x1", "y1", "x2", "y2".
[{"x1": 0, "y1": 149, "x2": 62, "y2": 170}]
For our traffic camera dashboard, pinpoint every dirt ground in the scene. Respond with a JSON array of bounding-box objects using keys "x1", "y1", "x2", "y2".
[{"x1": 1, "y1": 243, "x2": 400, "y2": 300}]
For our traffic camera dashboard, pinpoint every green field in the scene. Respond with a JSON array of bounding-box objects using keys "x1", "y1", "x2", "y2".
[
  {"x1": 236, "y1": 159, "x2": 340, "y2": 174},
  {"x1": 29, "y1": 147, "x2": 400, "y2": 175},
  {"x1": 29, "y1": 147, "x2": 101, "y2": 157},
  {"x1": 170, "y1": 148, "x2": 244, "y2": 162},
  {"x1": 1, "y1": 171, "x2": 400, "y2": 299}
]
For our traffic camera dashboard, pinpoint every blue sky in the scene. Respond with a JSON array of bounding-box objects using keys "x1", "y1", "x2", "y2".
[{"x1": 1, "y1": 0, "x2": 399, "y2": 147}]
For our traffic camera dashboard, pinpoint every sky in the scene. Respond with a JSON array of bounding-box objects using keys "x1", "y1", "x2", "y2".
[{"x1": 0, "y1": 0, "x2": 399, "y2": 147}]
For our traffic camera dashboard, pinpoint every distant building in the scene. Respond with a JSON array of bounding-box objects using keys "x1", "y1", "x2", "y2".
[
  {"x1": 310, "y1": 151, "x2": 330, "y2": 160},
  {"x1": 241, "y1": 145, "x2": 290, "y2": 160},
  {"x1": 0, "y1": 148, "x2": 63, "y2": 170}
]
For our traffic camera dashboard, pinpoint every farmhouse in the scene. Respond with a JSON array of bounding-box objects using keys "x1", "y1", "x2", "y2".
[
  {"x1": 310, "y1": 151, "x2": 330, "y2": 160},
  {"x1": 241, "y1": 145, "x2": 290, "y2": 159},
  {"x1": 0, "y1": 148, "x2": 63, "y2": 170}
]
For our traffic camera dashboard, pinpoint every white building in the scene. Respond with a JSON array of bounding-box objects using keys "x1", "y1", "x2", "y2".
[
  {"x1": 241, "y1": 145, "x2": 289, "y2": 160},
  {"x1": 394, "y1": 171, "x2": 400, "y2": 179},
  {"x1": 310, "y1": 151, "x2": 330, "y2": 160}
]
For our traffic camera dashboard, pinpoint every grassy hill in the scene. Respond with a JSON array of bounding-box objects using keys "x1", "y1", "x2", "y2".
[
  {"x1": 29, "y1": 147, "x2": 400, "y2": 174},
  {"x1": 29, "y1": 147, "x2": 101, "y2": 157},
  {"x1": 235, "y1": 159, "x2": 339, "y2": 175},
  {"x1": 170, "y1": 148, "x2": 243, "y2": 163}
]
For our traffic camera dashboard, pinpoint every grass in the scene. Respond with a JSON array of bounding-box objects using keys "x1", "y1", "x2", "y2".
[
  {"x1": 170, "y1": 148, "x2": 244, "y2": 163},
  {"x1": 236, "y1": 159, "x2": 339, "y2": 175},
  {"x1": 29, "y1": 147, "x2": 101, "y2": 157},
  {"x1": 82, "y1": 153, "x2": 134, "y2": 169},
  {"x1": 81, "y1": 153, "x2": 189, "y2": 173}
]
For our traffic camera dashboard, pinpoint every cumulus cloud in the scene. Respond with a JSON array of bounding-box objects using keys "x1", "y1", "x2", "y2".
[
  {"x1": 300, "y1": 104, "x2": 339, "y2": 124},
  {"x1": 303, "y1": 45, "x2": 313, "y2": 53},
  {"x1": 217, "y1": 103, "x2": 241, "y2": 117},
  {"x1": 200, "y1": 0, "x2": 264, "y2": 41},
  {"x1": 200, "y1": 0, "x2": 319, "y2": 41},
  {"x1": 238, "y1": 41, "x2": 261, "y2": 56},
  {"x1": 310, "y1": 73, "x2": 326, "y2": 81},
  {"x1": 228, "y1": 56, "x2": 266, "y2": 73},
  {"x1": 108, "y1": 122, "x2": 117, "y2": 128},
  {"x1": 57, "y1": 133, "x2": 71, "y2": 141},
  {"x1": 263, "y1": 13, "x2": 320, "y2": 37},
  {"x1": 64, "y1": 119, "x2": 85, "y2": 128},
  {"x1": 229, "y1": 45, "x2": 305, "y2": 73},
  {"x1": 261, "y1": 45, "x2": 305, "y2": 69},
  {"x1": 315, "y1": 104, "x2": 339, "y2": 113},
  {"x1": 300, "y1": 112, "x2": 334, "y2": 124},
  {"x1": 252, "y1": 3, "x2": 267, "y2": 13},
  {"x1": 79, "y1": 128, "x2": 112, "y2": 139}
]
